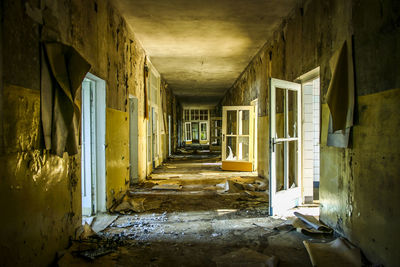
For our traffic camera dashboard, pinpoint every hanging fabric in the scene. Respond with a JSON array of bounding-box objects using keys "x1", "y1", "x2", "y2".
[{"x1": 41, "y1": 42, "x2": 91, "y2": 157}]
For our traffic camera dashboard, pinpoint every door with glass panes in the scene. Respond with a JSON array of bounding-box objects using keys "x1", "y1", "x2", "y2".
[
  {"x1": 269, "y1": 78, "x2": 302, "y2": 215},
  {"x1": 222, "y1": 106, "x2": 254, "y2": 171}
]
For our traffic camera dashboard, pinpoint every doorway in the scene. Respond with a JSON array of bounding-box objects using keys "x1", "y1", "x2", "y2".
[
  {"x1": 192, "y1": 122, "x2": 199, "y2": 143},
  {"x1": 200, "y1": 122, "x2": 208, "y2": 142},
  {"x1": 152, "y1": 107, "x2": 158, "y2": 167},
  {"x1": 184, "y1": 122, "x2": 192, "y2": 144},
  {"x1": 221, "y1": 106, "x2": 254, "y2": 171},
  {"x1": 300, "y1": 73, "x2": 320, "y2": 202},
  {"x1": 81, "y1": 73, "x2": 106, "y2": 216},
  {"x1": 269, "y1": 78, "x2": 302, "y2": 216}
]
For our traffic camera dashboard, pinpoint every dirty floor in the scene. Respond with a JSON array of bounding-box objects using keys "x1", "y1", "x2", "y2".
[{"x1": 59, "y1": 150, "x2": 328, "y2": 266}]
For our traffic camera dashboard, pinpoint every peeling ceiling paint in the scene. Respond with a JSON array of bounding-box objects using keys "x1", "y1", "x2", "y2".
[{"x1": 113, "y1": 0, "x2": 298, "y2": 105}]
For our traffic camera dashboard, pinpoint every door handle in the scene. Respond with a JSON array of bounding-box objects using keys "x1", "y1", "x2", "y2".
[
  {"x1": 271, "y1": 138, "x2": 275, "y2": 152},
  {"x1": 271, "y1": 138, "x2": 282, "y2": 152}
]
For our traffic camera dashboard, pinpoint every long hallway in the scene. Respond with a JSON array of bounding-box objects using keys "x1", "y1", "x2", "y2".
[{"x1": 2, "y1": 0, "x2": 399, "y2": 266}]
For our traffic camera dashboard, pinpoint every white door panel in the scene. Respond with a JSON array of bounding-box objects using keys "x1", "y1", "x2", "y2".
[{"x1": 269, "y1": 78, "x2": 302, "y2": 215}]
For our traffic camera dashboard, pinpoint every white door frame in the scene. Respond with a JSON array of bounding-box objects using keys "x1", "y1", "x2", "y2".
[
  {"x1": 269, "y1": 78, "x2": 302, "y2": 215},
  {"x1": 168, "y1": 115, "x2": 172, "y2": 156},
  {"x1": 81, "y1": 73, "x2": 106, "y2": 216},
  {"x1": 251, "y1": 99, "x2": 258, "y2": 171}
]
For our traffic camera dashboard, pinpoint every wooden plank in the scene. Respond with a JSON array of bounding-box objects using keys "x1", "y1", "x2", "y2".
[{"x1": 222, "y1": 161, "x2": 253, "y2": 172}]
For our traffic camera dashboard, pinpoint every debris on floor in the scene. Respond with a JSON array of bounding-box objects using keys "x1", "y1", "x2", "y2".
[
  {"x1": 292, "y1": 211, "x2": 333, "y2": 235},
  {"x1": 92, "y1": 214, "x2": 119, "y2": 233},
  {"x1": 75, "y1": 222, "x2": 97, "y2": 240},
  {"x1": 212, "y1": 248, "x2": 279, "y2": 267},
  {"x1": 152, "y1": 183, "x2": 183, "y2": 190},
  {"x1": 82, "y1": 216, "x2": 95, "y2": 226},
  {"x1": 303, "y1": 237, "x2": 362, "y2": 267},
  {"x1": 58, "y1": 152, "x2": 344, "y2": 266}
]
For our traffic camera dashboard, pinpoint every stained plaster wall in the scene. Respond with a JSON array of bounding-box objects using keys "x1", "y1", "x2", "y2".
[
  {"x1": 220, "y1": 0, "x2": 400, "y2": 265},
  {"x1": 0, "y1": 0, "x2": 172, "y2": 265},
  {"x1": 161, "y1": 82, "x2": 177, "y2": 158}
]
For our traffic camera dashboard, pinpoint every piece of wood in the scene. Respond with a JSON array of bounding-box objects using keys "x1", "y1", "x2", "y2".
[{"x1": 222, "y1": 161, "x2": 252, "y2": 172}]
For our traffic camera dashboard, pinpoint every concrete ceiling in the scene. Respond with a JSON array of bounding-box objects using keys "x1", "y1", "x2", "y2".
[{"x1": 113, "y1": 0, "x2": 298, "y2": 105}]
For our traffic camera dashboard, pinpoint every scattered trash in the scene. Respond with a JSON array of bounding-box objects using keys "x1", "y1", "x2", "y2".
[
  {"x1": 213, "y1": 248, "x2": 279, "y2": 267},
  {"x1": 223, "y1": 180, "x2": 242, "y2": 193},
  {"x1": 75, "y1": 223, "x2": 97, "y2": 240},
  {"x1": 112, "y1": 197, "x2": 164, "y2": 214},
  {"x1": 82, "y1": 216, "x2": 95, "y2": 226},
  {"x1": 273, "y1": 223, "x2": 295, "y2": 233},
  {"x1": 303, "y1": 237, "x2": 362, "y2": 267},
  {"x1": 77, "y1": 245, "x2": 115, "y2": 260},
  {"x1": 130, "y1": 198, "x2": 146, "y2": 212},
  {"x1": 92, "y1": 214, "x2": 119, "y2": 233},
  {"x1": 292, "y1": 212, "x2": 333, "y2": 234},
  {"x1": 254, "y1": 179, "x2": 267, "y2": 191},
  {"x1": 114, "y1": 201, "x2": 132, "y2": 213},
  {"x1": 244, "y1": 190, "x2": 268, "y2": 198}
]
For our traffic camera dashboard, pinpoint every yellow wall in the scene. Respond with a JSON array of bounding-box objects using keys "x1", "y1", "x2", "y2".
[
  {"x1": 105, "y1": 108, "x2": 130, "y2": 208},
  {"x1": 320, "y1": 88, "x2": 400, "y2": 266},
  {"x1": 257, "y1": 116, "x2": 269, "y2": 179},
  {"x1": 0, "y1": 85, "x2": 81, "y2": 266}
]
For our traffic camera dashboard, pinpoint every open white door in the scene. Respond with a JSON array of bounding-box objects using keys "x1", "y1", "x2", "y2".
[
  {"x1": 222, "y1": 106, "x2": 254, "y2": 171},
  {"x1": 81, "y1": 79, "x2": 93, "y2": 216},
  {"x1": 269, "y1": 78, "x2": 302, "y2": 215},
  {"x1": 81, "y1": 74, "x2": 106, "y2": 216}
]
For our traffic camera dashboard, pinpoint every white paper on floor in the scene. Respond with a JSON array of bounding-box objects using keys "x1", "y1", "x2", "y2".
[{"x1": 303, "y1": 237, "x2": 361, "y2": 267}]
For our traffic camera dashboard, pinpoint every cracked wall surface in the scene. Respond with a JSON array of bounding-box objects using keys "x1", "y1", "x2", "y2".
[{"x1": 220, "y1": 0, "x2": 400, "y2": 265}]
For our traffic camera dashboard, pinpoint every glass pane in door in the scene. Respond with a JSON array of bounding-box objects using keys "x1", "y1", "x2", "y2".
[
  {"x1": 289, "y1": 141, "x2": 298, "y2": 188},
  {"x1": 276, "y1": 88, "x2": 285, "y2": 138},
  {"x1": 275, "y1": 143, "x2": 285, "y2": 191},
  {"x1": 226, "y1": 136, "x2": 237, "y2": 160},
  {"x1": 200, "y1": 123, "x2": 207, "y2": 140},
  {"x1": 192, "y1": 122, "x2": 199, "y2": 141},
  {"x1": 239, "y1": 110, "x2": 250, "y2": 135},
  {"x1": 238, "y1": 136, "x2": 249, "y2": 161},
  {"x1": 227, "y1": 110, "x2": 237, "y2": 135},
  {"x1": 288, "y1": 90, "x2": 298, "y2": 138}
]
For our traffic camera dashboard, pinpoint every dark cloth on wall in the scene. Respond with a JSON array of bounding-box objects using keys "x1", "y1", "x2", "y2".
[
  {"x1": 41, "y1": 42, "x2": 91, "y2": 157},
  {"x1": 326, "y1": 39, "x2": 355, "y2": 132}
]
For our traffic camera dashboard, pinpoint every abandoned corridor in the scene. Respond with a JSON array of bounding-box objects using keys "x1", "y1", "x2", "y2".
[{"x1": 1, "y1": 0, "x2": 399, "y2": 266}]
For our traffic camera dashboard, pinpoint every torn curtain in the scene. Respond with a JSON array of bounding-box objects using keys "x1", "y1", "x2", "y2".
[
  {"x1": 41, "y1": 42, "x2": 91, "y2": 157},
  {"x1": 326, "y1": 39, "x2": 355, "y2": 132}
]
